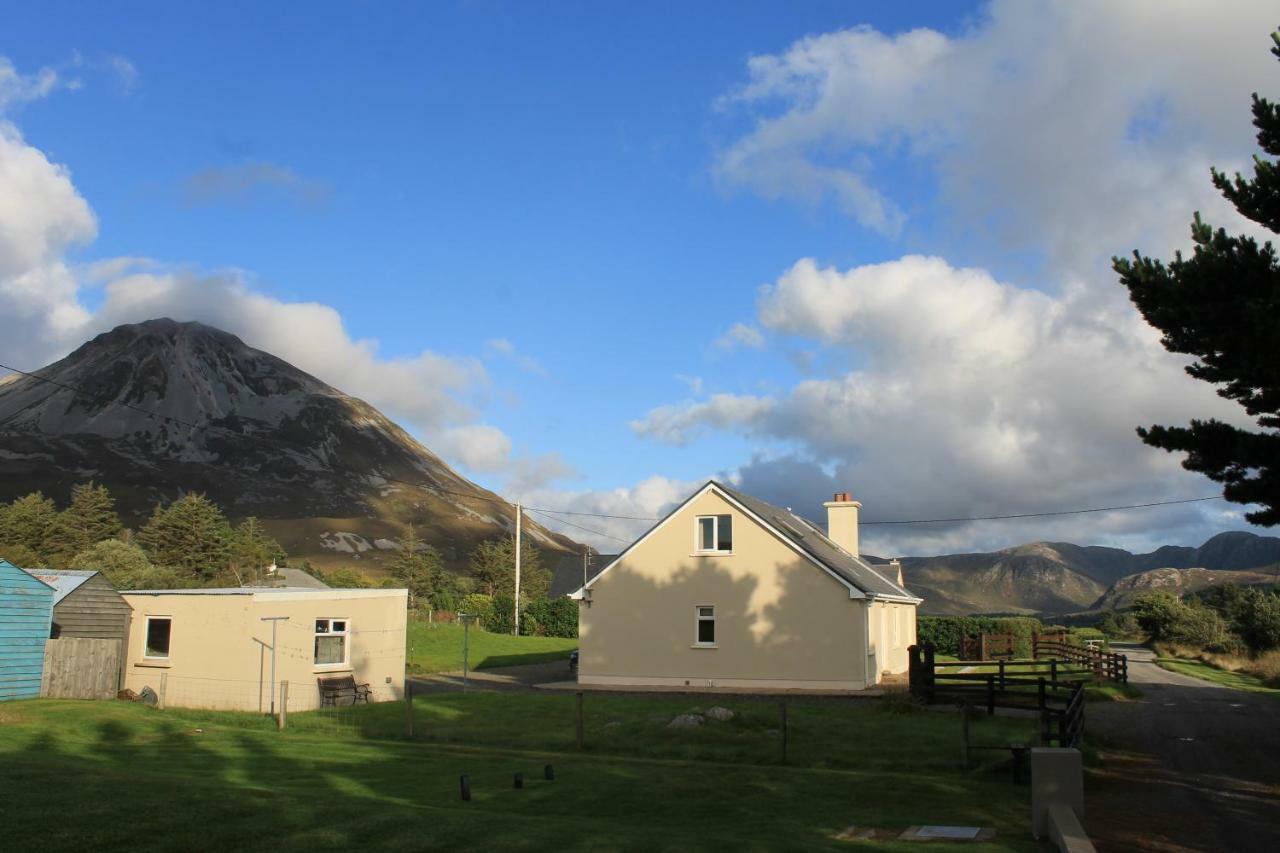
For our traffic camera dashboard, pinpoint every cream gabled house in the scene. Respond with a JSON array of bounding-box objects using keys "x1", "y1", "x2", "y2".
[{"x1": 570, "y1": 482, "x2": 921, "y2": 691}]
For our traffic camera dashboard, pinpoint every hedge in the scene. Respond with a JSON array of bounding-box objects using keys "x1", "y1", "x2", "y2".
[{"x1": 917, "y1": 615, "x2": 1045, "y2": 658}]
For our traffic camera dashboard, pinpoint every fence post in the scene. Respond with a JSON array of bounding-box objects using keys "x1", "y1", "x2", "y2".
[
  {"x1": 403, "y1": 680, "x2": 414, "y2": 738},
  {"x1": 986, "y1": 674, "x2": 995, "y2": 716},
  {"x1": 158, "y1": 672, "x2": 168, "y2": 710},
  {"x1": 278, "y1": 680, "x2": 288, "y2": 730},
  {"x1": 998, "y1": 659, "x2": 1006, "y2": 691},
  {"x1": 780, "y1": 701, "x2": 789, "y2": 765},
  {"x1": 575, "y1": 691, "x2": 585, "y2": 750},
  {"x1": 980, "y1": 633, "x2": 988, "y2": 661},
  {"x1": 924, "y1": 646, "x2": 936, "y2": 703},
  {"x1": 1050, "y1": 660, "x2": 1058, "y2": 688}
]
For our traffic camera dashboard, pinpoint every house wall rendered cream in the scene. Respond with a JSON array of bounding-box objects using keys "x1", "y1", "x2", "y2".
[
  {"x1": 579, "y1": 490, "x2": 872, "y2": 690},
  {"x1": 121, "y1": 589, "x2": 407, "y2": 712},
  {"x1": 868, "y1": 600, "x2": 917, "y2": 679}
]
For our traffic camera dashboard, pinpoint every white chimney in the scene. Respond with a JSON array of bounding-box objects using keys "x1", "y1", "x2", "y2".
[
  {"x1": 889, "y1": 558, "x2": 903, "y2": 586},
  {"x1": 823, "y1": 491, "x2": 862, "y2": 556}
]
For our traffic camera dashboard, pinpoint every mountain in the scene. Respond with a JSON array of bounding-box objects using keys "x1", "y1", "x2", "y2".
[
  {"x1": 1091, "y1": 566, "x2": 1280, "y2": 611},
  {"x1": 898, "y1": 533, "x2": 1280, "y2": 615},
  {"x1": 0, "y1": 319, "x2": 578, "y2": 570}
]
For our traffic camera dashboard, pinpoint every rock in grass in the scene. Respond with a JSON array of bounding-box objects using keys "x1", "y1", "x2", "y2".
[
  {"x1": 704, "y1": 706, "x2": 735, "y2": 721},
  {"x1": 668, "y1": 713, "x2": 705, "y2": 728}
]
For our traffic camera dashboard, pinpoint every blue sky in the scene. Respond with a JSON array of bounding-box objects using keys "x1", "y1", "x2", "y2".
[{"x1": 1, "y1": 1, "x2": 1276, "y2": 553}]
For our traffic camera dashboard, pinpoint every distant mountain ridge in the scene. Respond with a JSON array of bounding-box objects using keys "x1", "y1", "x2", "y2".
[
  {"x1": 0, "y1": 318, "x2": 578, "y2": 569},
  {"x1": 895, "y1": 532, "x2": 1280, "y2": 615}
]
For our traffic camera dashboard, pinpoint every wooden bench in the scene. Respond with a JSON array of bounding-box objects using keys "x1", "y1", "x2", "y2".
[{"x1": 317, "y1": 675, "x2": 372, "y2": 707}]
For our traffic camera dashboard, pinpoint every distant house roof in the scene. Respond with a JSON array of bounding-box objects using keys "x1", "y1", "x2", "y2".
[
  {"x1": 245, "y1": 567, "x2": 331, "y2": 590},
  {"x1": 22, "y1": 569, "x2": 99, "y2": 605},
  {"x1": 546, "y1": 551, "x2": 619, "y2": 598},
  {"x1": 572, "y1": 480, "x2": 921, "y2": 603}
]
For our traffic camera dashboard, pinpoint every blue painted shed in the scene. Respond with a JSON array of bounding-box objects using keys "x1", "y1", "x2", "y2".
[{"x1": 0, "y1": 557, "x2": 55, "y2": 701}]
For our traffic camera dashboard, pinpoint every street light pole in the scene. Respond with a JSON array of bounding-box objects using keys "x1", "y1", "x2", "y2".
[{"x1": 260, "y1": 616, "x2": 290, "y2": 715}]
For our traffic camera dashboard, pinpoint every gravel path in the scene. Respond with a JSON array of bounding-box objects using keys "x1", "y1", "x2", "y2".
[{"x1": 1085, "y1": 643, "x2": 1280, "y2": 852}]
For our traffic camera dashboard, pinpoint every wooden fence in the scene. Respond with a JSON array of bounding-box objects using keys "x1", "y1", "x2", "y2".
[
  {"x1": 40, "y1": 637, "x2": 122, "y2": 700},
  {"x1": 908, "y1": 645, "x2": 1088, "y2": 748},
  {"x1": 1033, "y1": 633, "x2": 1128, "y2": 683},
  {"x1": 959, "y1": 632, "x2": 1016, "y2": 661}
]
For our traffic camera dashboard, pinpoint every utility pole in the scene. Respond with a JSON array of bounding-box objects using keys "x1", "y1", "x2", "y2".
[
  {"x1": 513, "y1": 502, "x2": 522, "y2": 636},
  {"x1": 260, "y1": 616, "x2": 290, "y2": 716}
]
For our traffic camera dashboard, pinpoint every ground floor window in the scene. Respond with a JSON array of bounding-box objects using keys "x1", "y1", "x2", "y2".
[
  {"x1": 145, "y1": 617, "x2": 172, "y2": 659},
  {"x1": 315, "y1": 618, "x2": 349, "y2": 667},
  {"x1": 695, "y1": 606, "x2": 716, "y2": 646}
]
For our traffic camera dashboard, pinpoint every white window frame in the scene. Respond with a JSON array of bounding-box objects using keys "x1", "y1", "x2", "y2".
[
  {"x1": 314, "y1": 617, "x2": 351, "y2": 671},
  {"x1": 694, "y1": 605, "x2": 717, "y2": 648},
  {"x1": 143, "y1": 616, "x2": 172, "y2": 660},
  {"x1": 694, "y1": 514, "x2": 733, "y2": 554}
]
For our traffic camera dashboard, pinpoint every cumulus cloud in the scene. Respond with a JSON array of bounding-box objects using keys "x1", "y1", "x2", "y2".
[
  {"x1": 183, "y1": 161, "x2": 329, "y2": 209},
  {"x1": 0, "y1": 57, "x2": 566, "y2": 491},
  {"x1": 717, "y1": 1, "x2": 1277, "y2": 272},
  {"x1": 637, "y1": 256, "x2": 1258, "y2": 553},
  {"x1": 521, "y1": 475, "x2": 701, "y2": 551}
]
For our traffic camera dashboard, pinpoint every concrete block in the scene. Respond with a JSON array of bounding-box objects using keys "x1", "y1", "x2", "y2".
[{"x1": 1031, "y1": 747, "x2": 1083, "y2": 839}]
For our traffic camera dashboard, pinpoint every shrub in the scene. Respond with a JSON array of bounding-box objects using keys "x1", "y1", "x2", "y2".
[
  {"x1": 1097, "y1": 610, "x2": 1140, "y2": 640},
  {"x1": 523, "y1": 597, "x2": 578, "y2": 638},
  {"x1": 457, "y1": 593, "x2": 495, "y2": 628},
  {"x1": 916, "y1": 615, "x2": 1044, "y2": 658},
  {"x1": 488, "y1": 594, "x2": 516, "y2": 634}
]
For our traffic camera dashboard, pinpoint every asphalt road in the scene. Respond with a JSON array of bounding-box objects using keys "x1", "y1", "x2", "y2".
[{"x1": 1085, "y1": 643, "x2": 1280, "y2": 852}]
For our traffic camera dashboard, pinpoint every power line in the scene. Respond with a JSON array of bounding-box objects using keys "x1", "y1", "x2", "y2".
[
  {"x1": 854, "y1": 494, "x2": 1225, "y2": 526},
  {"x1": 0, "y1": 361, "x2": 1229, "y2": 533},
  {"x1": 523, "y1": 507, "x2": 633, "y2": 545}
]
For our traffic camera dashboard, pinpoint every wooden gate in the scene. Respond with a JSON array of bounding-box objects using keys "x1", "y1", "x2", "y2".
[{"x1": 41, "y1": 637, "x2": 122, "y2": 699}]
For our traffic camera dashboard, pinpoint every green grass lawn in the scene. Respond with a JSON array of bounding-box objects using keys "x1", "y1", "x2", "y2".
[
  {"x1": 406, "y1": 620, "x2": 578, "y2": 673},
  {"x1": 0, "y1": 696, "x2": 1047, "y2": 851},
  {"x1": 1155, "y1": 657, "x2": 1280, "y2": 695}
]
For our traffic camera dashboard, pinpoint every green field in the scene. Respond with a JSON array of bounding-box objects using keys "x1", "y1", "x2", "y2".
[
  {"x1": 1156, "y1": 657, "x2": 1280, "y2": 695},
  {"x1": 406, "y1": 620, "x2": 578, "y2": 673},
  {"x1": 0, "y1": 696, "x2": 1046, "y2": 851}
]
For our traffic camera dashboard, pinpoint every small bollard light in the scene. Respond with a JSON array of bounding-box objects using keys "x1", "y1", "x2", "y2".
[
  {"x1": 544, "y1": 764, "x2": 555, "y2": 781},
  {"x1": 460, "y1": 774, "x2": 471, "y2": 801},
  {"x1": 514, "y1": 772, "x2": 524, "y2": 789}
]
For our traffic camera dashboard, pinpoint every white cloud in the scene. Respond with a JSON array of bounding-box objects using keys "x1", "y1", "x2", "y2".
[
  {"x1": 521, "y1": 475, "x2": 700, "y2": 551},
  {"x1": 0, "y1": 58, "x2": 61, "y2": 111},
  {"x1": 483, "y1": 337, "x2": 546, "y2": 376},
  {"x1": 183, "y1": 161, "x2": 329, "y2": 209},
  {"x1": 675, "y1": 374, "x2": 704, "y2": 395},
  {"x1": 717, "y1": 2, "x2": 1277, "y2": 272},
  {"x1": 636, "y1": 256, "x2": 1258, "y2": 552},
  {"x1": 0, "y1": 57, "x2": 569, "y2": 492},
  {"x1": 107, "y1": 55, "x2": 138, "y2": 96},
  {"x1": 714, "y1": 321, "x2": 765, "y2": 351}
]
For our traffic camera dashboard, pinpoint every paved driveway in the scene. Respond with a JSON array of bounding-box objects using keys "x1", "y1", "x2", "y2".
[
  {"x1": 1085, "y1": 643, "x2": 1280, "y2": 852},
  {"x1": 408, "y1": 660, "x2": 573, "y2": 694}
]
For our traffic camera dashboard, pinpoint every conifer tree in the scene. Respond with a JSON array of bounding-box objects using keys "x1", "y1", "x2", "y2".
[
  {"x1": 228, "y1": 517, "x2": 284, "y2": 584},
  {"x1": 1115, "y1": 30, "x2": 1280, "y2": 526},
  {"x1": 391, "y1": 524, "x2": 442, "y2": 609},
  {"x1": 0, "y1": 492, "x2": 59, "y2": 562},
  {"x1": 55, "y1": 482, "x2": 123, "y2": 561},
  {"x1": 468, "y1": 537, "x2": 550, "y2": 600},
  {"x1": 137, "y1": 493, "x2": 233, "y2": 580}
]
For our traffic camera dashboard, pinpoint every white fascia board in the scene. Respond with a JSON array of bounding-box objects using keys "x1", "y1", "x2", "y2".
[{"x1": 569, "y1": 481, "x2": 865, "y2": 600}]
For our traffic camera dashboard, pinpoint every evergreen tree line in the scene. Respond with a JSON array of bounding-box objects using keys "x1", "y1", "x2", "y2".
[
  {"x1": 0, "y1": 482, "x2": 572, "y2": 636},
  {"x1": 0, "y1": 484, "x2": 285, "y2": 590}
]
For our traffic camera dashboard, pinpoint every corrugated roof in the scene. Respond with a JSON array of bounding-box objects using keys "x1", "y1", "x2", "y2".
[
  {"x1": 716, "y1": 482, "x2": 917, "y2": 600},
  {"x1": 22, "y1": 569, "x2": 98, "y2": 605}
]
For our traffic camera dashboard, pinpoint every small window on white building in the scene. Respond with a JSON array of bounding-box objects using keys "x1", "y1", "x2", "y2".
[
  {"x1": 696, "y1": 515, "x2": 733, "y2": 552},
  {"x1": 695, "y1": 606, "x2": 716, "y2": 646},
  {"x1": 315, "y1": 618, "x2": 350, "y2": 667},
  {"x1": 145, "y1": 617, "x2": 171, "y2": 659}
]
